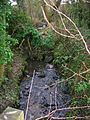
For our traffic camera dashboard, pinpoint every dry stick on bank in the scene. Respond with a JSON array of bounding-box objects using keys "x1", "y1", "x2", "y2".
[
  {"x1": 36, "y1": 106, "x2": 90, "y2": 120},
  {"x1": 35, "y1": 73, "x2": 90, "y2": 120},
  {"x1": 33, "y1": 70, "x2": 88, "y2": 92},
  {"x1": 62, "y1": 65, "x2": 88, "y2": 80},
  {"x1": 35, "y1": 65, "x2": 89, "y2": 91},
  {"x1": 51, "y1": 116, "x2": 90, "y2": 120},
  {"x1": 49, "y1": 91, "x2": 52, "y2": 113},
  {"x1": 42, "y1": 0, "x2": 90, "y2": 55},
  {"x1": 55, "y1": 87, "x2": 57, "y2": 110},
  {"x1": 25, "y1": 70, "x2": 35, "y2": 120},
  {"x1": 80, "y1": 68, "x2": 90, "y2": 75}
]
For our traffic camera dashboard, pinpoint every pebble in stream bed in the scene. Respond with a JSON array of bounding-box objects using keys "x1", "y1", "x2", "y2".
[{"x1": 20, "y1": 64, "x2": 71, "y2": 120}]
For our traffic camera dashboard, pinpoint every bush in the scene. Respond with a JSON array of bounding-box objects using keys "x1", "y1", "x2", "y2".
[
  {"x1": 0, "y1": 2, "x2": 18, "y2": 64},
  {"x1": 53, "y1": 2, "x2": 90, "y2": 117}
]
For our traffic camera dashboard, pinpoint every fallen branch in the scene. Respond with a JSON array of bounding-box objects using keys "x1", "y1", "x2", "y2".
[
  {"x1": 19, "y1": 38, "x2": 25, "y2": 49},
  {"x1": 63, "y1": 65, "x2": 88, "y2": 80},
  {"x1": 49, "y1": 105, "x2": 90, "y2": 116},
  {"x1": 25, "y1": 70, "x2": 35, "y2": 120},
  {"x1": 36, "y1": 106, "x2": 90, "y2": 120},
  {"x1": 51, "y1": 116, "x2": 90, "y2": 120},
  {"x1": 80, "y1": 69, "x2": 90, "y2": 75}
]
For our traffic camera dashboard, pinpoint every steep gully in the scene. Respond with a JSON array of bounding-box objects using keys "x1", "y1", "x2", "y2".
[{"x1": 19, "y1": 62, "x2": 71, "y2": 120}]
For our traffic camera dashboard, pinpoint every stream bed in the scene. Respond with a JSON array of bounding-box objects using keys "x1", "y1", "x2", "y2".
[{"x1": 19, "y1": 63, "x2": 71, "y2": 120}]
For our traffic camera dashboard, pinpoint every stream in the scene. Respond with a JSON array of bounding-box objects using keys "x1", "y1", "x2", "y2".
[{"x1": 19, "y1": 62, "x2": 71, "y2": 120}]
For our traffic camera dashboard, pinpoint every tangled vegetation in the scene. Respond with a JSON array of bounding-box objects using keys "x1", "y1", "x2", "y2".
[
  {"x1": 51, "y1": 1, "x2": 90, "y2": 117},
  {"x1": 0, "y1": 0, "x2": 90, "y2": 118}
]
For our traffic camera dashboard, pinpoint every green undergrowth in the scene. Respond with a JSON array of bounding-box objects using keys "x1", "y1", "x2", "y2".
[
  {"x1": 53, "y1": 2, "x2": 90, "y2": 117},
  {"x1": 0, "y1": 1, "x2": 90, "y2": 118},
  {"x1": 0, "y1": 51, "x2": 26, "y2": 113}
]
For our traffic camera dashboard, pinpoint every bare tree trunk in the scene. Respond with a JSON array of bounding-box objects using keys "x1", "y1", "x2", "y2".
[
  {"x1": 17, "y1": 0, "x2": 62, "y2": 23},
  {"x1": 17, "y1": 0, "x2": 32, "y2": 17}
]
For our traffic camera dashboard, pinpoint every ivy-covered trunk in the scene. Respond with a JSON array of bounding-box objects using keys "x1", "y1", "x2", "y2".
[{"x1": 0, "y1": 64, "x2": 4, "y2": 78}]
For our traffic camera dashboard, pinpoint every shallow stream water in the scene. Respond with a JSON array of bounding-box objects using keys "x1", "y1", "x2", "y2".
[{"x1": 19, "y1": 63, "x2": 71, "y2": 120}]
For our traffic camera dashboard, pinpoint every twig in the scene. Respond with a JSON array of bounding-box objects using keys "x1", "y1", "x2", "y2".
[
  {"x1": 35, "y1": 115, "x2": 49, "y2": 120},
  {"x1": 51, "y1": 116, "x2": 90, "y2": 120},
  {"x1": 25, "y1": 70, "x2": 35, "y2": 120},
  {"x1": 27, "y1": 38, "x2": 32, "y2": 56},
  {"x1": 49, "y1": 92, "x2": 52, "y2": 113},
  {"x1": 63, "y1": 65, "x2": 88, "y2": 80},
  {"x1": 80, "y1": 69, "x2": 90, "y2": 75},
  {"x1": 36, "y1": 105, "x2": 90, "y2": 120},
  {"x1": 55, "y1": 87, "x2": 57, "y2": 110},
  {"x1": 11, "y1": 23, "x2": 25, "y2": 36},
  {"x1": 33, "y1": 73, "x2": 76, "y2": 90},
  {"x1": 49, "y1": 105, "x2": 90, "y2": 117},
  {"x1": 82, "y1": 62, "x2": 88, "y2": 70},
  {"x1": 27, "y1": 38, "x2": 32, "y2": 51},
  {"x1": 19, "y1": 39, "x2": 25, "y2": 49},
  {"x1": 41, "y1": 6, "x2": 75, "y2": 39},
  {"x1": 50, "y1": 0, "x2": 76, "y2": 39}
]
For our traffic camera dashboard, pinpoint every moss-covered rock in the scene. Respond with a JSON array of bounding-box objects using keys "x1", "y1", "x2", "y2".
[{"x1": 0, "y1": 107, "x2": 24, "y2": 120}]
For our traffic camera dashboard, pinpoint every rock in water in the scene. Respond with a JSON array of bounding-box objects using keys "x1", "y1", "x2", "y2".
[
  {"x1": 36, "y1": 71, "x2": 45, "y2": 78},
  {"x1": 45, "y1": 64, "x2": 54, "y2": 69}
]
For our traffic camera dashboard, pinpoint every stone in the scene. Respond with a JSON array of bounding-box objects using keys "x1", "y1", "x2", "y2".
[
  {"x1": 53, "y1": 76, "x2": 59, "y2": 80},
  {"x1": 25, "y1": 85, "x2": 30, "y2": 90},
  {"x1": 37, "y1": 72, "x2": 45, "y2": 78},
  {"x1": 45, "y1": 64, "x2": 54, "y2": 69},
  {"x1": 23, "y1": 91, "x2": 29, "y2": 97},
  {"x1": 0, "y1": 107, "x2": 24, "y2": 120}
]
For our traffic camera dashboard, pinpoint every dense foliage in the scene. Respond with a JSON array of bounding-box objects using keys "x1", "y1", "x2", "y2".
[
  {"x1": 0, "y1": 0, "x2": 90, "y2": 117},
  {"x1": 0, "y1": 1, "x2": 55, "y2": 112},
  {"x1": 0, "y1": 1, "x2": 18, "y2": 64},
  {"x1": 52, "y1": 2, "x2": 90, "y2": 117}
]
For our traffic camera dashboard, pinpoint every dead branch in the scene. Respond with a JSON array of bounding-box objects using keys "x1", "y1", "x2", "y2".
[
  {"x1": 63, "y1": 65, "x2": 88, "y2": 80},
  {"x1": 33, "y1": 73, "x2": 77, "y2": 91},
  {"x1": 25, "y1": 70, "x2": 35, "y2": 120},
  {"x1": 51, "y1": 116, "x2": 90, "y2": 120},
  {"x1": 36, "y1": 115, "x2": 49, "y2": 120},
  {"x1": 55, "y1": 87, "x2": 57, "y2": 110},
  {"x1": 36, "y1": 105, "x2": 90, "y2": 120},
  {"x1": 41, "y1": 6, "x2": 75, "y2": 39},
  {"x1": 19, "y1": 39, "x2": 25, "y2": 49},
  {"x1": 80, "y1": 69, "x2": 90, "y2": 75},
  {"x1": 49, "y1": 0, "x2": 77, "y2": 39},
  {"x1": 42, "y1": 0, "x2": 90, "y2": 55},
  {"x1": 49, "y1": 89, "x2": 53, "y2": 113},
  {"x1": 49, "y1": 105, "x2": 90, "y2": 116}
]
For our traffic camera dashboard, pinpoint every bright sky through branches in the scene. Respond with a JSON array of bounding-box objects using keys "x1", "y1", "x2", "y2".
[{"x1": 10, "y1": 0, "x2": 17, "y2": 5}]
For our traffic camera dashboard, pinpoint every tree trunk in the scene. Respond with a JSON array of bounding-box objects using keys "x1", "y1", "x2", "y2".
[
  {"x1": 17, "y1": 0, "x2": 32, "y2": 18},
  {"x1": 0, "y1": 64, "x2": 4, "y2": 78}
]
